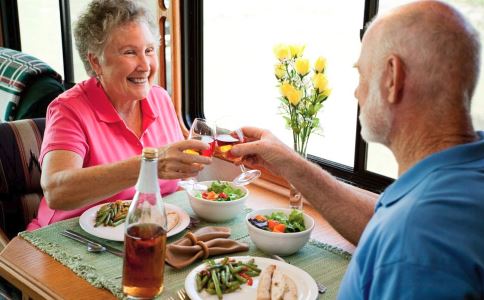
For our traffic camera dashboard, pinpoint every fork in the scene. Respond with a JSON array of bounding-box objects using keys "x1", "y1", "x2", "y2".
[
  {"x1": 177, "y1": 288, "x2": 189, "y2": 300},
  {"x1": 271, "y1": 254, "x2": 327, "y2": 294}
]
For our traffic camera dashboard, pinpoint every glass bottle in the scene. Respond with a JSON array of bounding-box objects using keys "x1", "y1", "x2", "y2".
[{"x1": 122, "y1": 148, "x2": 167, "y2": 299}]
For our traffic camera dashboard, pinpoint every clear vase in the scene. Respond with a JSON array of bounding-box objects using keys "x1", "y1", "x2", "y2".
[
  {"x1": 288, "y1": 150, "x2": 306, "y2": 210},
  {"x1": 289, "y1": 183, "x2": 303, "y2": 210}
]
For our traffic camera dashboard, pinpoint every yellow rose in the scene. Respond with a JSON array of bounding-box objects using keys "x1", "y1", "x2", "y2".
[
  {"x1": 295, "y1": 58, "x2": 310, "y2": 76},
  {"x1": 280, "y1": 82, "x2": 302, "y2": 106},
  {"x1": 274, "y1": 64, "x2": 285, "y2": 79},
  {"x1": 313, "y1": 73, "x2": 328, "y2": 92},
  {"x1": 321, "y1": 88, "x2": 332, "y2": 98},
  {"x1": 314, "y1": 56, "x2": 327, "y2": 73},
  {"x1": 280, "y1": 82, "x2": 292, "y2": 97},
  {"x1": 289, "y1": 45, "x2": 305, "y2": 58},
  {"x1": 273, "y1": 44, "x2": 291, "y2": 61}
]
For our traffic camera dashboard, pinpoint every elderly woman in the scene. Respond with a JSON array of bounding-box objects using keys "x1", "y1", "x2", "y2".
[{"x1": 27, "y1": 0, "x2": 210, "y2": 230}]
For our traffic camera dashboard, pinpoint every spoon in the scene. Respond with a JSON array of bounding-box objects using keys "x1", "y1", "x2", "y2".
[
  {"x1": 60, "y1": 231, "x2": 108, "y2": 253},
  {"x1": 86, "y1": 242, "x2": 107, "y2": 253},
  {"x1": 60, "y1": 231, "x2": 124, "y2": 257}
]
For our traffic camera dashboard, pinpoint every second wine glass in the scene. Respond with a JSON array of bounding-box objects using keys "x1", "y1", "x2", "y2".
[{"x1": 215, "y1": 122, "x2": 261, "y2": 186}]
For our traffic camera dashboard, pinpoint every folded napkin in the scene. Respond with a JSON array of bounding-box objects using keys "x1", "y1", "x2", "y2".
[{"x1": 165, "y1": 226, "x2": 249, "y2": 269}]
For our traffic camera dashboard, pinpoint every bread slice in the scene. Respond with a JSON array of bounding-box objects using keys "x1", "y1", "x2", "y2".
[
  {"x1": 256, "y1": 264, "x2": 276, "y2": 300},
  {"x1": 282, "y1": 274, "x2": 297, "y2": 300},
  {"x1": 167, "y1": 211, "x2": 179, "y2": 231},
  {"x1": 271, "y1": 266, "x2": 285, "y2": 300}
]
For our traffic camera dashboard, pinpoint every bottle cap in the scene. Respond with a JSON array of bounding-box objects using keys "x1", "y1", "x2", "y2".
[{"x1": 142, "y1": 148, "x2": 158, "y2": 160}]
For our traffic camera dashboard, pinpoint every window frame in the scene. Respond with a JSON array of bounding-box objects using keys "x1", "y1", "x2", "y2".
[{"x1": 179, "y1": 0, "x2": 393, "y2": 193}]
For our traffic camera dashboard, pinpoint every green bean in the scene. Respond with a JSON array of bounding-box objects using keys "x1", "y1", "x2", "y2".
[
  {"x1": 224, "y1": 266, "x2": 230, "y2": 285},
  {"x1": 200, "y1": 274, "x2": 209, "y2": 289},
  {"x1": 223, "y1": 284, "x2": 240, "y2": 293},
  {"x1": 242, "y1": 263, "x2": 261, "y2": 272},
  {"x1": 196, "y1": 273, "x2": 203, "y2": 292},
  {"x1": 211, "y1": 269, "x2": 223, "y2": 299},
  {"x1": 234, "y1": 273, "x2": 247, "y2": 283},
  {"x1": 196, "y1": 257, "x2": 260, "y2": 298},
  {"x1": 229, "y1": 265, "x2": 245, "y2": 274},
  {"x1": 208, "y1": 281, "x2": 215, "y2": 290},
  {"x1": 220, "y1": 270, "x2": 227, "y2": 286},
  {"x1": 245, "y1": 270, "x2": 260, "y2": 277},
  {"x1": 206, "y1": 288, "x2": 216, "y2": 295},
  {"x1": 112, "y1": 219, "x2": 125, "y2": 227}
]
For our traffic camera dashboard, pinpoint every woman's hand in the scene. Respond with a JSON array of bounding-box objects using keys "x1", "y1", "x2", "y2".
[{"x1": 158, "y1": 139, "x2": 212, "y2": 179}]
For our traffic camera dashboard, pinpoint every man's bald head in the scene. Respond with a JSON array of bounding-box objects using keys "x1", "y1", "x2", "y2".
[{"x1": 366, "y1": 0, "x2": 481, "y2": 108}]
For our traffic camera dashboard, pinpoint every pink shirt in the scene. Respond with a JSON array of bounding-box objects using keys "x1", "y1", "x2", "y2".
[{"x1": 27, "y1": 77, "x2": 183, "y2": 230}]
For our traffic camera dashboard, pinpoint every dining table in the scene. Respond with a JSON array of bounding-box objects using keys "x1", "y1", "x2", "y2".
[{"x1": 0, "y1": 182, "x2": 355, "y2": 300}]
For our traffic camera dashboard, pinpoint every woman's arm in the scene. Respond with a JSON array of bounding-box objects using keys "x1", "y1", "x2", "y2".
[{"x1": 41, "y1": 139, "x2": 211, "y2": 210}]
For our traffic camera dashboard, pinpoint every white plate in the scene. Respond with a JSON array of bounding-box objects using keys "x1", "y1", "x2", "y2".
[
  {"x1": 185, "y1": 256, "x2": 318, "y2": 300},
  {"x1": 79, "y1": 202, "x2": 190, "y2": 242}
]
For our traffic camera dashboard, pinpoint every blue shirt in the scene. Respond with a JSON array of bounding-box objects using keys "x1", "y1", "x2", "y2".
[{"x1": 338, "y1": 131, "x2": 484, "y2": 299}]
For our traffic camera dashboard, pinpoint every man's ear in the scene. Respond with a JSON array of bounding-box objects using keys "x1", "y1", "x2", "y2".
[
  {"x1": 87, "y1": 52, "x2": 102, "y2": 76},
  {"x1": 382, "y1": 54, "x2": 404, "y2": 104}
]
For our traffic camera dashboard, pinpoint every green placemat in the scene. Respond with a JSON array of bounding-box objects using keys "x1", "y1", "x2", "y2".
[{"x1": 20, "y1": 191, "x2": 351, "y2": 299}]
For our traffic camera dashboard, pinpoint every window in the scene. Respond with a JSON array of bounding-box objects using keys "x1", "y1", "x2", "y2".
[
  {"x1": 17, "y1": 0, "x2": 64, "y2": 78},
  {"x1": 183, "y1": 0, "x2": 393, "y2": 192},
  {"x1": 203, "y1": 0, "x2": 363, "y2": 168}
]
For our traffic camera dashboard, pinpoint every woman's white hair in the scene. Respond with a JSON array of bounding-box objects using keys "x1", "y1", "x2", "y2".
[{"x1": 74, "y1": 0, "x2": 160, "y2": 77}]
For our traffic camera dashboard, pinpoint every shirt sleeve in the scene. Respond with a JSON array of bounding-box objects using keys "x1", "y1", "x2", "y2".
[
  {"x1": 40, "y1": 100, "x2": 89, "y2": 164},
  {"x1": 364, "y1": 261, "x2": 479, "y2": 299}
]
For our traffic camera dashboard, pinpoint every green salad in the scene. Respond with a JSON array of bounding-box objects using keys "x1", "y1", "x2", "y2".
[
  {"x1": 196, "y1": 181, "x2": 245, "y2": 201},
  {"x1": 249, "y1": 210, "x2": 306, "y2": 233}
]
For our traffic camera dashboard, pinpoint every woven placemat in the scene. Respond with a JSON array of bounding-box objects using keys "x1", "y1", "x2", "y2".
[{"x1": 20, "y1": 191, "x2": 351, "y2": 299}]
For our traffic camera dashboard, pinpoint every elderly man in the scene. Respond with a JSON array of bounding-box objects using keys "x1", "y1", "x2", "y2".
[{"x1": 232, "y1": 0, "x2": 484, "y2": 298}]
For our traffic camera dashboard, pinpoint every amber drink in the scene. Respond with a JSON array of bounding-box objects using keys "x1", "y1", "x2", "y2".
[
  {"x1": 123, "y1": 223, "x2": 166, "y2": 298},
  {"x1": 123, "y1": 148, "x2": 168, "y2": 299}
]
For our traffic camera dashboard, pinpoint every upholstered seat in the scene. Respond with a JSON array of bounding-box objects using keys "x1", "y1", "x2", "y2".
[
  {"x1": 0, "y1": 118, "x2": 45, "y2": 249},
  {"x1": 0, "y1": 47, "x2": 64, "y2": 122}
]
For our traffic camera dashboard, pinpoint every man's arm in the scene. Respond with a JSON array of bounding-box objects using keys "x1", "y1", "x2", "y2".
[
  {"x1": 232, "y1": 127, "x2": 377, "y2": 245},
  {"x1": 279, "y1": 153, "x2": 376, "y2": 245}
]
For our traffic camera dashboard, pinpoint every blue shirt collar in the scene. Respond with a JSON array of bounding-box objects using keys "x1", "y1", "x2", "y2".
[{"x1": 377, "y1": 131, "x2": 484, "y2": 209}]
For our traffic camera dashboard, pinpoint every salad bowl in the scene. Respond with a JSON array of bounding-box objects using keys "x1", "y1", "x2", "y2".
[
  {"x1": 186, "y1": 180, "x2": 249, "y2": 222},
  {"x1": 245, "y1": 208, "x2": 314, "y2": 256}
]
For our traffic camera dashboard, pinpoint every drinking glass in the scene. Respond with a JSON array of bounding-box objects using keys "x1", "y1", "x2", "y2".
[
  {"x1": 178, "y1": 118, "x2": 215, "y2": 190},
  {"x1": 215, "y1": 120, "x2": 261, "y2": 185}
]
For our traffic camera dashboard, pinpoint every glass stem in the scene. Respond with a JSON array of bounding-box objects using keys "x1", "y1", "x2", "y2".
[{"x1": 239, "y1": 165, "x2": 248, "y2": 173}]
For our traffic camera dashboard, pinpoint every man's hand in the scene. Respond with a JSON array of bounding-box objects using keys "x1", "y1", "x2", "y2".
[{"x1": 230, "y1": 127, "x2": 301, "y2": 177}]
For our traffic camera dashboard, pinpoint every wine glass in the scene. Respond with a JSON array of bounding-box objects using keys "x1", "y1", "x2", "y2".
[
  {"x1": 215, "y1": 119, "x2": 261, "y2": 186},
  {"x1": 178, "y1": 118, "x2": 215, "y2": 191}
]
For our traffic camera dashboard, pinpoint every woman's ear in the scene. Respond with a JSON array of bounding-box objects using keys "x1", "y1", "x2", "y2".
[
  {"x1": 87, "y1": 52, "x2": 102, "y2": 76},
  {"x1": 384, "y1": 54, "x2": 405, "y2": 104}
]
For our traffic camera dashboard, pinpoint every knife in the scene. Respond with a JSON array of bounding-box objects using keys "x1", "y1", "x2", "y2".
[{"x1": 63, "y1": 230, "x2": 124, "y2": 257}]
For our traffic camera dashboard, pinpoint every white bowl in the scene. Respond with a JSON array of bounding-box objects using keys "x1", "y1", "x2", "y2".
[
  {"x1": 187, "y1": 181, "x2": 249, "y2": 222},
  {"x1": 245, "y1": 208, "x2": 314, "y2": 256}
]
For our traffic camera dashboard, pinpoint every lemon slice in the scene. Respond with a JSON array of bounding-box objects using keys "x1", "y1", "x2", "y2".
[
  {"x1": 183, "y1": 149, "x2": 200, "y2": 155},
  {"x1": 218, "y1": 145, "x2": 233, "y2": 153}
]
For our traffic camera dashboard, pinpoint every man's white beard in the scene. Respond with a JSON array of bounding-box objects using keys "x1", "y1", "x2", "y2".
[{"x1": 359, "y1": 77, "x2": 393, "y2": 146}]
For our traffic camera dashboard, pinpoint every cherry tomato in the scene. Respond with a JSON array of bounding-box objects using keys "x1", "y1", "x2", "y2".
[
  {"x1": 268, "y1": 220, "x2": 280, "y2": 231},
  {"x1": 273, "y1": 223, "x2": 286, "y2": 233}
]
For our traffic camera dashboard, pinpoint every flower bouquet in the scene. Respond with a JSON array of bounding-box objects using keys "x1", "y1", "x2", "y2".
[{"x1": 273, "y1": 44, "x2": 331, "y2": 209}]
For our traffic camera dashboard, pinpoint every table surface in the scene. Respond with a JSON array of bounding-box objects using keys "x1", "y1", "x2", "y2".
[{"x1": 0, "y1": 183, "x2": 355, "y2": 300}]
